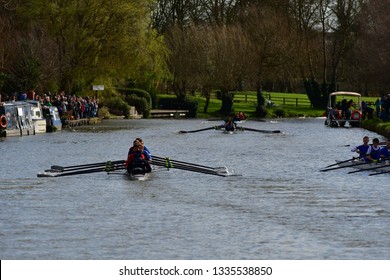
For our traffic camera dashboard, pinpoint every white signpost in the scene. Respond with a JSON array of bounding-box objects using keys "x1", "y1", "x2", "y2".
[{"x1": 92, "y1": 85, "x2": 104, "y2": 98}]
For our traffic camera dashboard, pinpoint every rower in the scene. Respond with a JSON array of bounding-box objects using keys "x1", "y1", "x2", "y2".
[
  {"x1": 351, "y1": 136, "x2": 370, "y2": 160},
  {"x1": 366, "y1": 138, "x2": 381, "y2": 162},
  {"x1": 125, "y1": 141, "x2": 152, "y2": 175},
  {"x1": 224, "y1": 117, "x2": 237, "y2": 132},
  {"x1": 128, "y1": 138, "x2": 152, "y2": 161},
  {"x1": 378, "y1": 139, "x2": 390, "y2": 160}
]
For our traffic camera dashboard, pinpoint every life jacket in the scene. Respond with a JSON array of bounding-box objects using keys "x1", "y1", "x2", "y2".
[
  {"x1": 128, "y1": 146, "x2": 152, "y2": 160},
  {"x1": 126, "y1": 153, "x2": 151, "y2": 175}
]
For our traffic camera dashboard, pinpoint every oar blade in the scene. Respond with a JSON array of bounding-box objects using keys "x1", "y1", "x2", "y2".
[
  {"x1": 151, "y1": 156, "x2": 237, "y2": 177},
  {"x1": 50, "y1": 160, "x2": 125, "y2": 171},
  {"x1": 179, "y1": 126, "x2": 223, "y2": 133},
  {"x1": 38, "y1": 161, "x2": 125, "y2": 177},
  {"x1": 239, "y1": 127, "x2": 281, "y2": 133},
  {"x1": 37, "y1": 172, "x2": 61, "y2": 177}
]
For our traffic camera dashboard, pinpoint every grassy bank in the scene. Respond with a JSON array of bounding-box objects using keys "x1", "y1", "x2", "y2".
[
  {"x1": 180, "y1": 91, "x2": 378, "y2": 119},
  {"x1": 155, "y1": 91, "x2": 390, "y2": 138},
  {"x1": 362, "y1": 119, "x2": 390, "y2": 138}
]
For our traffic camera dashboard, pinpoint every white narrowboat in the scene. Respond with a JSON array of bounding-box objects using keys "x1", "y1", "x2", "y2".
[
  {"x1": 26, "y1": 100, "x2": 47, "y2": 133},
  {"x1": 2, "y1": 101, "x2": 35, "y2": 137}
]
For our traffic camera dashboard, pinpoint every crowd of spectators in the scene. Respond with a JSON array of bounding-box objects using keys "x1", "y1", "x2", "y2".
[
  {"x1": 3, "y1": 90, "x2": 99, "y2": 120},
  {"x1": 374, "y1": 95, "x2": 390, "y2": 121}
]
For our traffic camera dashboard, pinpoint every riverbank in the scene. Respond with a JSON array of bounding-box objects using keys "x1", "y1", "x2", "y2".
[
  {"x1": 362, "y1": 119, "x2": 390, "y2": 138},
  {"x1": 189, "y1": 92, "x2": 390, "y2": 139}
]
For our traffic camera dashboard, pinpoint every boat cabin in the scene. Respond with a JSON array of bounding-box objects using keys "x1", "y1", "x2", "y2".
[
  {"x1": 42, "y1": 106, "x2": 62, "y2": 132},
  {"x1": 2, "y1": 101, "x2": 35, "y2": 137},
  {"x1": 26, "y1": 100, "x2": 47, "y2": 133},
  {"x1": 325, "y1": 91, "x2": 362, "y2": 128}
]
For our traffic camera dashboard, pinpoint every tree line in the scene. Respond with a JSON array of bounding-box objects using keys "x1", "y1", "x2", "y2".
[{"x1": 1, "y1": 0, "x2": 389, "y2": 115}]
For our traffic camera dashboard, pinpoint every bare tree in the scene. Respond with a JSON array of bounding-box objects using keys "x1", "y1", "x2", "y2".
[
  {"x1": 350, "y1": 0, "x2": 390, "y2": 94},
  {"x1": 240, "y1": 4, "x2": 293, "y2": 115}
]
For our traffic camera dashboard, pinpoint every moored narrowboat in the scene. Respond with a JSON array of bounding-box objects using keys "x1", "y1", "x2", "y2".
[{"x1": 2, "y1": 101, "x2": 35, "y2": 137}]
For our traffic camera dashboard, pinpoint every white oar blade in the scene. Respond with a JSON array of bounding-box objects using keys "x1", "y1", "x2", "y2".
[{"x1": 37, "y1": 172, "x2": 60, "y2": 177}]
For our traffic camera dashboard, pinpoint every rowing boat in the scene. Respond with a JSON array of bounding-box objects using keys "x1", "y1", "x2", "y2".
[
  {"x1": 222, "y1": 129, "x2": 235, "y2": 134},
  {"x1": 126, "y1": 172, "x2": 151, "y2": 181},
  {"x1": 37, "y1": 156, "x2": 237, "y2": 179},
  {"x1": 336, "y1": 159, "x2": 390, "y2": 171}
]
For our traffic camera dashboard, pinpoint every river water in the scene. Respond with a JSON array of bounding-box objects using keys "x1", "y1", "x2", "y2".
[{"x1": 0, "y1": 118, "x2": 389, "y2": 260}]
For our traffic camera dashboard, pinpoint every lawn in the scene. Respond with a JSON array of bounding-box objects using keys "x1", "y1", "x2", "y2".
[
  {"x1": 191, "y1": 91, "x2": 326, "y2": 118},
  {"x1": 158, "y1": 91, "x2": 381, "y2": 119}
]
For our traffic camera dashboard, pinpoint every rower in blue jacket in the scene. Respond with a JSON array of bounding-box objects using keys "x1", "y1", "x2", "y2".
[
  {"x1": 366, "y1": 138, "x2": 381, "y2": 162},
  {"x1": 351, "y1": 136, "x2": 370, "y2": 159},
  {"x1": 128, "y1": 138, "x2": 152, "y2": 161},
  {"x1": 378, "y1": 139, "x2": 390, "y2": 160}
]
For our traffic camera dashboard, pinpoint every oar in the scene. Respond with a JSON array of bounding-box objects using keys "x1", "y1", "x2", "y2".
[
  {"x1": 47, "y1": 161, "x2": 125, "y2": 172},
  {"x1": 152, "y1": 160, "x2": 229, "y2": 175},
  {"x1": 151, "y1": 157, "x2": 232, "y2": 176},
  {"x1": 320, "y1": 160, "x2": 368, "y2": 172},
  {"x1": 324, "y1": 157, "x2": 357, "y2": 168},
  {"x1": 179, "y1": 125, "x2": 222, "y2": 133},
  {"x1": 38, "y1": 165, "x2": 125, "y2": 177},
  {"x1": 152, "y1": 156, "x2": 226, "y2": 171},
  {"x1": 348, "y1": 162, "x2": 390, "y2": 174},
  {"x1": 369, "y1": 169, "x2": 390, "y2": 176},
  {"x1": 51, "y1": 160, "x2": 125, "y2": 171},
  {"x1": 151, "y1": 160, "x2": 229, "y2": 177},
  {"x1": 237, "y1": 126, "x2": 281, "y2": 133}
]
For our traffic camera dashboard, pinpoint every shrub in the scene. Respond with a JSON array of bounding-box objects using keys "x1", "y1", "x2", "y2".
[
  {"x1": 125, "y1": 94, "x2": 150, "y2": 118},
  {"x1": 102, "y1": 96, "x2": 131, "y2": 118},
  {"x1": 118, "y1": 88, "x2": 152, "y2": 118},
  {"x1": 273, "y1": 108, "x2": 286, "y2": 117},
  {"x1": 98, "y1": 106, "x2": 111, "y2": 119}
]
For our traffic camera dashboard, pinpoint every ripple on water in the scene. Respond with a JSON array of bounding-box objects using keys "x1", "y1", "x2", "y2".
[{"x1": 1, "y1": 118, "x2": 390, "y2": 259}]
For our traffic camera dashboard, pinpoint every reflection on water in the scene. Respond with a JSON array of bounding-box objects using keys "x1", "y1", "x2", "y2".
[{"x1": 0, "y1": 118, "x2": 389, "y2": 259}]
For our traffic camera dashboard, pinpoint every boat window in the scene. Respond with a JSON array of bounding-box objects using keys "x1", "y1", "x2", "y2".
[{"x1": 4, "y1": 107, "x2": 19, "y2": 129}]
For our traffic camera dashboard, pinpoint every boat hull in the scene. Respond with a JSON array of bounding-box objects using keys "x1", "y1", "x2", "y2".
[
  {"x1": 337, "y1": 160, "x2": 390, "y2": 172},
  {"x1": 126, "y1": 172, "x2": 150, "y2": 181},
  {"x1": 33, "y1": 119, "x2": 47, "y2": 133}
]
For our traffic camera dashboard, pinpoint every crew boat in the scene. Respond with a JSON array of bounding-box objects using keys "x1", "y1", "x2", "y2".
[{"x1": 335, "y1": 159, "x2": 390, "y2": 172}]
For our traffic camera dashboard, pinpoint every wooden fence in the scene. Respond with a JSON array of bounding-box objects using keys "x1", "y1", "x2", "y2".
[
  {"x1": 233, "y1": 93, "x2": 312, "y2": 107},
  {"x1": 194, "y1": 91, "x2": 313, "y2": 107}
]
